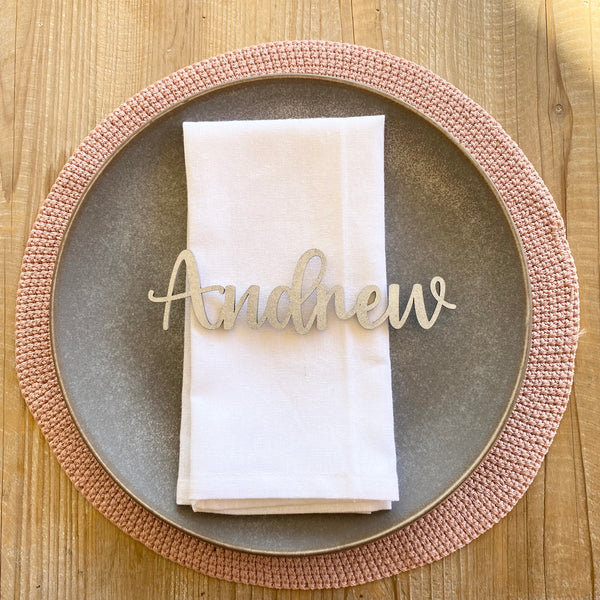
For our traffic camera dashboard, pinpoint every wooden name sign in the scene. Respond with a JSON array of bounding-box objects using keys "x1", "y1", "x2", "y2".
[{"x1": 148, "y1": 248, "x2": 456, "y2": 334}]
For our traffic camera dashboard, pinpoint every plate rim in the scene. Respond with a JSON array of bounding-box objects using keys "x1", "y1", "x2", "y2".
[{"x1": 49, "y1": 72, "x2": 532, "y2": 556}]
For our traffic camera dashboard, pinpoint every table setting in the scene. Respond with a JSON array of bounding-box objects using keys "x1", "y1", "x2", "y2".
[{"x1": 12, "y1": 40, "x2": 580, "y2": 591}]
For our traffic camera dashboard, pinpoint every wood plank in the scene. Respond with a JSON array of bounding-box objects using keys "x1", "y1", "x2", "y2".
[
  {"x1": 536, "y1": 1, "x2": 597, "y2": 599},
  {"x1": 556, "y1": 0, "x2": 600, "y2": 598}
]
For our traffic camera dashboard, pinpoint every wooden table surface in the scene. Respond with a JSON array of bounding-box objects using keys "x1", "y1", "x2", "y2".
[{"x1": 1, "y1": 1, "x2": 598, "y2": 598}]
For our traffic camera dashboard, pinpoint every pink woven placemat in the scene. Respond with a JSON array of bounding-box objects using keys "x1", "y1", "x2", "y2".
[{"x1": 15, "y1": 41, "x2": 579, "y2": 589}]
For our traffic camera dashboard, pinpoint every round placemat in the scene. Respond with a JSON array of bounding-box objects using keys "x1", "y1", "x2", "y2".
[{"x1": 15, "y1": 41, "x2": 579, "y2": 589}]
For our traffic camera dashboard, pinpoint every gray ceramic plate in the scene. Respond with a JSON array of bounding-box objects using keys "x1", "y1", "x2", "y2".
[{"x1": 51, "y1": 76, "x2": 531, "y2": 555}]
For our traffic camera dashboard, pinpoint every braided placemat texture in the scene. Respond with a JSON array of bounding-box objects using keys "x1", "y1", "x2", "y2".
[{"x1": 15, "y1": 41, "x2": 579, "y2": 589}]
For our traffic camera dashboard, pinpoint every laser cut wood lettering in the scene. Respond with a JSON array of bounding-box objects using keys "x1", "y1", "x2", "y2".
[{"x1": 148, "y1": 248, "x2": 456, "y2": 334}]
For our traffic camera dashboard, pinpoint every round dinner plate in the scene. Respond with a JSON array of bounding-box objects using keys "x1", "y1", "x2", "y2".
[{"x1": 50, "y1": 75, "x2": 530, "y2": 555}]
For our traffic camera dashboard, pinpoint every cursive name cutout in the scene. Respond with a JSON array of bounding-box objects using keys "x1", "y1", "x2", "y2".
[{"x1": 148, "y1": 248, "x2": 456, "y2": 334}]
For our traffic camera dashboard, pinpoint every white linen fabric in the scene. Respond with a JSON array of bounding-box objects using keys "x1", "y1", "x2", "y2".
[{"x1": 177, "y1": 116, "x2": 398, "y2": 514}]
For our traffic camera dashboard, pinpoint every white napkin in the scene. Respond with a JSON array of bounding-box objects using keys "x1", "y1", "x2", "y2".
[{"x1": 177, "y1": 115, "x2": 398, "y2": 515}]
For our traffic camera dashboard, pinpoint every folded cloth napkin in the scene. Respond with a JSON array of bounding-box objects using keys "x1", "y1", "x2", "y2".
[{"x1": 177, "y1": 115, "x2": 398, "y2": 515}]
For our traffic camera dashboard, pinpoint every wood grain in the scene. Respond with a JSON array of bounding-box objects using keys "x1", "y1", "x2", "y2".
[{"x1": 1, "y1": 1, "x2": 598, "y2": 598}]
